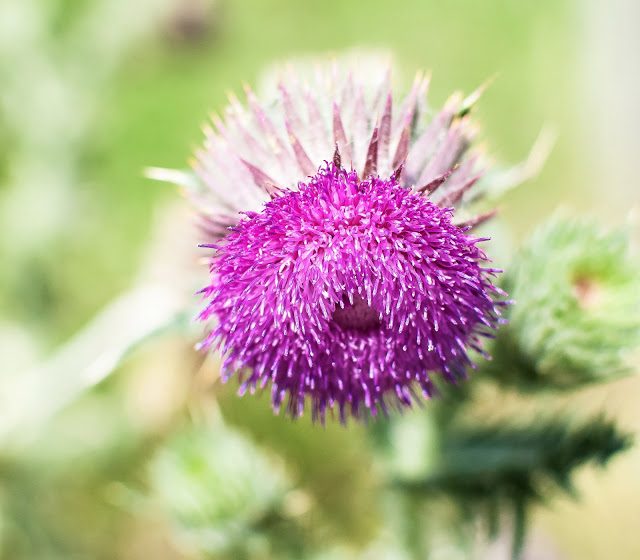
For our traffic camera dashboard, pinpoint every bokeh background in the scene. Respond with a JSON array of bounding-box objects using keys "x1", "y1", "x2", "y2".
[{"x1": 1, "y1": 0, "x2": 639, "y2": 558}]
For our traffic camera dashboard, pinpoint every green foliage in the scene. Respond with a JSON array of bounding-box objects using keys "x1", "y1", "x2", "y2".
[
  {"x1": 370, "y1": 400, "x2": 632, "y2": 558},
  {"x1": 394, "y1": 414, "x2": 630, "y2": 509},
  {"x1": 488, "y1": 216, "x2": 640, "y2": 389}
]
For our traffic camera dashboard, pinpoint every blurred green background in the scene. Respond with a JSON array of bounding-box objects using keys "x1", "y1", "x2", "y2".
[{"x1": 1, "y1": 0, "x2": 639, "y2": 559}]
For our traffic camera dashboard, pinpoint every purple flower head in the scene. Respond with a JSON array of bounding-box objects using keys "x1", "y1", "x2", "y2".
[
  {"x1": 155, "y1": 56, "x2": 511, "y2": 421},
  {"x1": 199, "y1": 155, "x2": 502, "y2": 421}
]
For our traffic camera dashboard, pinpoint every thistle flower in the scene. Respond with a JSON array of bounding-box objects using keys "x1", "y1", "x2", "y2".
[{"x1": 154, "y1": 57, "x2": 510, "y2": 420}]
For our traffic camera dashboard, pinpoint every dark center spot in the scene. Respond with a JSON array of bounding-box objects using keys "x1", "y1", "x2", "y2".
[{"x1": 332, "y1": 294, "x2": 381, "y2": 333}]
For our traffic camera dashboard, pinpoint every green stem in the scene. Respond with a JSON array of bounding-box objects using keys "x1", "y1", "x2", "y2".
[{"x1": 511, "y1": 497, "x2": 527, "y2": 560}]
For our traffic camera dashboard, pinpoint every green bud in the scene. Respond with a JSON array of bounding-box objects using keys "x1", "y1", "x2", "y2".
[
  {"x1": 149, "y1": 422, "x2": 291, "y2": 557},
  {"x1": 491, "y1": 216, "x2": 640, "y2": 389}
]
